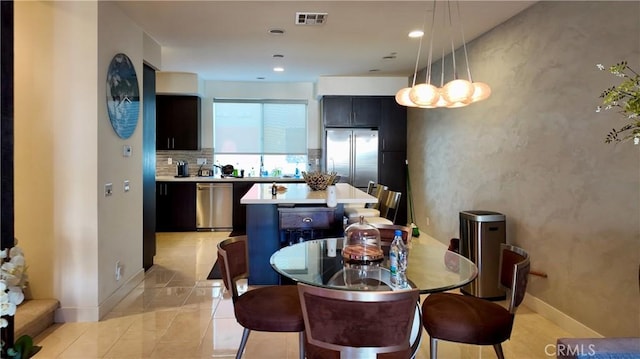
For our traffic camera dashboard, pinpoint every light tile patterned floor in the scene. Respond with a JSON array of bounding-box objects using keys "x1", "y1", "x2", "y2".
[{"x1": 33, "y1": 231, "x2": 574, "y2": 358}]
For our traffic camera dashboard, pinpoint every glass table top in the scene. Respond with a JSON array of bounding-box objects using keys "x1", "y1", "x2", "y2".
[{"x1": 270, "y1": 237, "x2": 478, "y2": 293}]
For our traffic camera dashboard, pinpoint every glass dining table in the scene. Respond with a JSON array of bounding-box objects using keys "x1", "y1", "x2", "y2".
[
  {"x1": 269, "y1": 237, "x2": 478, "y2": 294},
  {"x1": 270, "y1": 237, "x2": 478, "y2": 357}
]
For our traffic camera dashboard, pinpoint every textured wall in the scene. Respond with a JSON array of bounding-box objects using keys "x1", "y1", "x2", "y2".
[{"x1": 407, "y1": 1, "x2": 639, "y2": 336}]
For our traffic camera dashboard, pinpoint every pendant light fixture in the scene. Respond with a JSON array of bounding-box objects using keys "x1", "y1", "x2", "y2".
[{"x1": 395, "y1": 0, "x2": 491, "y2": 108}]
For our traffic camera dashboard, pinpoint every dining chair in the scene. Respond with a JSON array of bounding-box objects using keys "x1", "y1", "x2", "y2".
[
  {"x1": 297, "y1": 282, "x2": 420, "y2": 359},
  {"x1": 217, "y1": 236, "x2": 305, "y2": 359},
  {"x1": 421, "y1": 243, "x2": 530, "y2": 359},
  {"x1": 371, "y1": 223, "x2": 412, "y2": 247},
  {"x1": 364, "y1": 190, "x2": 402, "y2": 225}
]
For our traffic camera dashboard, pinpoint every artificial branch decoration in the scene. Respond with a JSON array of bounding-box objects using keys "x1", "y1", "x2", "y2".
[{"x1": 596, "y1": 61, "x2": 640, "y2": 144}]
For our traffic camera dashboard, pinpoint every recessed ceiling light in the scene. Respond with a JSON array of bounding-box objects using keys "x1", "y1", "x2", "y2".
[
  {"x1": 408, "y1": 30, "x2": 424, "y2": 38},
  {"x1": 269, "y1": 28, "x2": 285, "y2": 35},
  {"x1": 273, "y1": 67, "x2": 284, "y2": 72}
]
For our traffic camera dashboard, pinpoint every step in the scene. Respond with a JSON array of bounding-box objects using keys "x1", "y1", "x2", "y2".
[{"x1": 14, "y1": 299, "x2": 59, "y2": 338}]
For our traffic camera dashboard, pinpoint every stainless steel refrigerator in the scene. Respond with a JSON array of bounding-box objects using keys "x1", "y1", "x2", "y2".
[{"x1": 325, "y1": 129, "x2": 378, "y2": 190}]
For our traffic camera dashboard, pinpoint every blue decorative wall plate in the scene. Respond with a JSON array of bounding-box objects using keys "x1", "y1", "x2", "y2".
[{"x1": 106, "y1": 53, "x2": 139, "y2": 139}]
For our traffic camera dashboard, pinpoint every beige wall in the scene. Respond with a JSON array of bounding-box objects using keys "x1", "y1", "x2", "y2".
[
  {"x1": 407, "y1": 1, "x2": 639, "y2": 336},
  {"x1": 15, "y1": 1, "x2": 147, "y2": 321}
]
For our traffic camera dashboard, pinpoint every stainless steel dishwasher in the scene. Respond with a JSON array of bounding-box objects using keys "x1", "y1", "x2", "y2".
[{"x1": 196, "y1": 183, "x2": 233, "y2": 230}]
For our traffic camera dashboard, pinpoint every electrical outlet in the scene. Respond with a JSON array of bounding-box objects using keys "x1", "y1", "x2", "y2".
[
  {"x1": 123, "y1": 180, "x2": 130, "y2": 192},
  {"x1": 105, "y1": 183, "x2": 113, "y2": 197},
  {"x1": 115, "y1": 261, "x2": 122, "y2": 281},
  {"x1": 196, "y1": 158, "x2": 207, "y2": 165},
  {"x1": 168, "y1": 157, "x2": 172, "y2": 165}
]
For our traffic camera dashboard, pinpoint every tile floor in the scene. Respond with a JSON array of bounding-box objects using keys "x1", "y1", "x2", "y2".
[{"x1": 33, "y1": 231, "x2": 575, "y2": 358}]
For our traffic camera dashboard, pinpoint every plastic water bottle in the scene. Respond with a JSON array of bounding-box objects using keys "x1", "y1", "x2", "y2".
[{"x1": 390, "y1": 229, "x2": 408, "y2": 288}]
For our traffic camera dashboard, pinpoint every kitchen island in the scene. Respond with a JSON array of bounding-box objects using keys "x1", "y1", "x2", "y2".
[{"x1": 240, "y1": 183, "x2": 377, "y2": 284}]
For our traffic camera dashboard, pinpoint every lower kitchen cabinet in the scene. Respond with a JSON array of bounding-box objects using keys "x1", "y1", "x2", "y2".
[{"x1": 156, "y1": 181, "x2": 196, "y2": 231}]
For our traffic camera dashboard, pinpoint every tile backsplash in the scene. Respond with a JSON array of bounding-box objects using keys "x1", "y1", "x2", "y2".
[{"x1": 156, "y1": 148, "x2": 322, "y2": 176}]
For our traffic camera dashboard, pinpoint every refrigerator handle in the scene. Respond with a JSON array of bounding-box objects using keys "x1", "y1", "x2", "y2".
[{"x1": 349, "y1": 133, "x2": 354, "y2": 183}]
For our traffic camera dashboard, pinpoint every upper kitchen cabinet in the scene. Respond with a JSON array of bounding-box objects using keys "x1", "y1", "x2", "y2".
[
  {"x1": 322, "y1": 96, "x2": 383, "y2": 128},
  {"x1": 379, "y1": 97, "x2": 407, "y2": 152},
  {"x1": 156, "y1": 95, "x2": 201, "y2": 150}
]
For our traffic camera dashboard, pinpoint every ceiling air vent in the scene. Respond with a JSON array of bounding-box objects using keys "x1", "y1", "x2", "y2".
[{"x1": 295, "y1": 12, "x2": 328, "y2": 25}]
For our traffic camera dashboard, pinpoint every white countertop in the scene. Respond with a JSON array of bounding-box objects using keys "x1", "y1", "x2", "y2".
[
  {"x1": 240, "y1": 183, "x2": 377, "y2": 205},
  {"x1": 156, "y1": 176, "x2": 305, "y2": 183}
]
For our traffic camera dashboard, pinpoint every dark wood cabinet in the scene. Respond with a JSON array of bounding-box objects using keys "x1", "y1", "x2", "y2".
[
  {"x1": 156, "y1": 95, "x2": 201, "y2": 150},
  {"x1": 322, "y1": 96, "x2": 382, "y2": 128},
  {"x1": 379, "y1": 97, "x2": 407, "y2": 152},
  {"x1": 156, "y1": 181, "x2": 196, "y2": 231},
  {"x1": 232, "y1": 182, "x2": 254, "y2": 232}
]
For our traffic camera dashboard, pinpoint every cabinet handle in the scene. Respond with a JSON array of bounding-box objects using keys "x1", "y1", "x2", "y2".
[
  {"x1": 167, "y1": 138, "x2": 170, "y2": 149},
  {"x1": 171, "y1": 138, "x2": 175, "y2": 149},
  {"x1": 382, "y1": 138, "x2": 385, "y2": 150},
  {"x1": 302, "y1": 217, "x2": 313, "y2": 223}
]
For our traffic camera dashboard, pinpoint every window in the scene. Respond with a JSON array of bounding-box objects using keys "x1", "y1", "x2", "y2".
[{"x1": 213, "y1": 100, "x2": 307, "y2": 177}]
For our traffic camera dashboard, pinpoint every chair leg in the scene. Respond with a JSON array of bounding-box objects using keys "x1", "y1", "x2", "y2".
[
  {"x1": 493, "y1": 343, "x2": 505, "y2": 359},
  {"x1": 429, "y1": 337, "x2": 438, "y2": 359},
  {"x1": 298, "y1": 331, "x2": 305, "y2": 359},
  {"x1": 235, "y1": 328, "x2": 251, "y2": 359}
]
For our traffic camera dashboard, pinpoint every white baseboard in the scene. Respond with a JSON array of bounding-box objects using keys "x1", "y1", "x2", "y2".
[
  {"x1": 54, "y1": 268, "x2": 145, "y2": 323},
  {"x1": 523, "y1": 294, "x2": 603, "y2": 338}
]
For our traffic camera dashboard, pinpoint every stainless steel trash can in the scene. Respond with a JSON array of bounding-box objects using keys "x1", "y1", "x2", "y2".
[{"x1": 459, "y1": 210, "x2": 506, "y2": 300}]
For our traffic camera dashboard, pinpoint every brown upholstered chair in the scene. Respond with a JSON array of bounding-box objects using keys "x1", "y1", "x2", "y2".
[
  {"x1": 297, "y1": 282, "x2": 420, "y2": 359},
  {"x1": 421, "y1": 243, "x2": 530, "y2": 359},
  {"x1": 217, "y1": 236, "x2": 305, "y2": 359},
  {"x1": 371, "y1": 223, "x2": 412, "y2": 247}
]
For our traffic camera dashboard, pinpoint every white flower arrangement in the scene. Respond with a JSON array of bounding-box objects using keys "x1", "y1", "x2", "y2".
[
  {"x1": 596, "y1": 61, "x2": 640, "y2": 144},
  {"x1": 0, "y1": 246, "x2": 27, "y2": 329}
]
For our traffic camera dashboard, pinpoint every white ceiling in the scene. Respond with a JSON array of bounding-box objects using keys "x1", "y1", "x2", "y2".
[{"x1": 116, "y1": 1, "x2": 536, "y2": 82}]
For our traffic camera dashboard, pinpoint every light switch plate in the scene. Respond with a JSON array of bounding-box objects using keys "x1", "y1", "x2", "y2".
[
  {"x1": 123, "y1": 145, "x2": 132, "y2": 157},
  {"x1": 105, "y1": 183, "x2": 113, "y2": 197},
  {"x1": 124, "y1": 180, "x2": 130, "y2": 192}
]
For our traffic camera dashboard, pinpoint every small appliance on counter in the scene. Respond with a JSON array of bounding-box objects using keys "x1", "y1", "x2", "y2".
[{"x1": 176, "y1": 161, "x2": 189, "y2": 177}]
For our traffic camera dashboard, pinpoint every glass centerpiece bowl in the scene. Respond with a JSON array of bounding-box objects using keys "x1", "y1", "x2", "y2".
[
  {"x1": 342, "y1": 216, "x2": 384, "y2": 264},
  {"x1": 301, "y1": 171, "x2": 337, "y2": 191}
]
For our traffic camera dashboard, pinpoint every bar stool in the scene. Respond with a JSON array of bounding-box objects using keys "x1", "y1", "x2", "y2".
[
  {"x1": 364, "y1": 190, "x2": 402, "y2": 225},
  {"x1": 345, "y1": 184, "x2": 388, "y2": 223}
]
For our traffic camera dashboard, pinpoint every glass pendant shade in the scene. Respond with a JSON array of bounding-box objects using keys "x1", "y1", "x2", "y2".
[
  {"x1": 435, "y1": 93, "x2": 451, "y2": 108},
  {"x1": 446, "y1": 99, "x2": 471, "y2": 108},
  {"x1": 395, "y1": 87, "x2": 418, "y2": 107},
  {"x1": 471, "y1": 82, "x2": 492, "y2": 103},
  {"x1": 442, "y1": 79, "x2": 474, "y2": 103},
  {"x1": 409, "y1": 83, "x2": 440, "y2": 106}
]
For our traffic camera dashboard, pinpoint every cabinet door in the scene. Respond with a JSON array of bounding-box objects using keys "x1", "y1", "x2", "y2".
[
  {"x1": 156, "y1": 182, "x2": 172, "y2": 231},
  {"x1": 322, "y1": 96, "x2": 352, "y2": 127},
  {"x1": 378, "y1": 151, "x2": 407, "y2": 226},
  {"x1": 156, "y1": 97, "x2": 173, "y2": 150},
  {"x1": 156, "y1": 182, "x2": 196, "y2": 231},
  {"x1": 351, "y1": 97, "x2": 382, "y2": 127},
  {"x1": 156, "y1": 95, "x2": 201, "y2": 150},
  {"x1": 379, "y1": 98, "x2": 407, "y2": 152}
]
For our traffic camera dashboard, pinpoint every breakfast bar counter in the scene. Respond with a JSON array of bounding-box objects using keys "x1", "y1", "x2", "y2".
[{"x1": 240, "y1": 183, "x2": 377, "y2": 284}]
